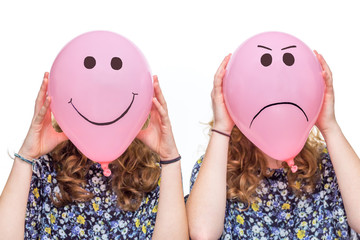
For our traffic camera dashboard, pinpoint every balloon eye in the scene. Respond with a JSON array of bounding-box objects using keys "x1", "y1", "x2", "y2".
[
  {"x1": 84, "y1": 56, "x2": 96, "y2": 69},
  {"x1": 283, "y1": 53, "x2": 295, "y2": 66},
  {"x1": 260, "y1": 53, "x2": 272, "y2": 67},
  {"x1": 111, "y1": 57, "x2": 123, "y2": 70}
]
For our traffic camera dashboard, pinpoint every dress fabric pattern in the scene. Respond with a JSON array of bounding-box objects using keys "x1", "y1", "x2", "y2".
[
  {"x1": 188, "y1": 149, "x2": 360, "y2": 240},
  {"x1": 25, "y1": 154, "x2": 160, "y2": 240}
]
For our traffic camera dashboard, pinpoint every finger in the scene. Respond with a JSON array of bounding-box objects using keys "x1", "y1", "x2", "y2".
[
  {"x1": 321, "y1": 54, "x2": 332, "y2": 77},
  {"x1": 153, "y1": 75, "x2": 168, "y2": 112},
  {"x1": 313, "y1": 50, "x2": 321, "y2": 59},
  {"x1": 314, "y1": 50, "x2": 332, "y2": 77},
  {"x1": 314, "y1": 51, "x2": 334, "y2": 88},
  {"x1": 322, "y1": 70, "x2": 334, "y2": 90},
  {"x1": 314, "y1": 50, "x2": 325, "y2": 71},
  {"x1": 213, "y1": 55, "x2": 231, "y2": 99},
  {"x1": 214, "y1": 54, "x2": 231, "y2": 78},
  {"x1": 152, "y1": 97, "x2": 169, "y2": 125},
  {"x1": 34, "y1": 96, "x2": 51, "y2": 125},
  {"x1": 34, "y1": 72, "x2": 49, "y2": 115},
  {"x1": 214, "y1": 54, "x2": 231, "y2": 87},
  {"x1": 56, "y1": 132, "x2": 68, "y2": 143}
]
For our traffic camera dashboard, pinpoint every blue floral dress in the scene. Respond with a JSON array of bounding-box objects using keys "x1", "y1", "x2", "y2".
[
  {"x1": 188, "y1": 149, "x2": 360, "y2": 239},
  {"x1": 25, "y1": 154, "x2": 160, "y2": 240}
]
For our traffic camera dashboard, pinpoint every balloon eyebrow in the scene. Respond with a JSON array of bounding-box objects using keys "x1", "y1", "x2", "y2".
[
  {"x1": 281, "y1": 45, "x2": 296, "y2": 50},
  {"x1": 257, "y1": 45, "x2": 272, "y2": 51}
]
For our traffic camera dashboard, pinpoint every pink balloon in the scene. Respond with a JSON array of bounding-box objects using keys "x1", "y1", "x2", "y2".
[
  {"x1": 49, "y1": 31, "x2": 153, "y2": 176},
  {"x1": 223, "y1": 32, "x2": 325, "y2": 172}
]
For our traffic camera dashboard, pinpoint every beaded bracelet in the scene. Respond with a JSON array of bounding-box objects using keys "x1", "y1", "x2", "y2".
[
  {"x1": 211, "y1": 128, "x2": 231, "y2": 138},
  {"x1": 160, "y1": 155, "x2": 181, "y2": 165},
  {"x1": 14, "y1": 153, "x2": 34, "y2": 165}
]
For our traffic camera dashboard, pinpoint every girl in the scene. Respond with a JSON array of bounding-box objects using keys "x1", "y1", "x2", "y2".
[
  {"x1": 186, "y1": 52, "x2": 360, "y2": 239},
  {"x1": 0, "y1": 73, "x2": 188, "y2": 239}
]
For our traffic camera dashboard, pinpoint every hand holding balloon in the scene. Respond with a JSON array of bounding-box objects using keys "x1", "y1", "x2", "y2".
[
  {"x1": 211, "y1": 54, "x2": 235, "y2": 134},
  {"x1": 136, "y1": 76, "x2": 179, "y2": 161},
  {"x1": 19, "y1": 72, "x2": 68, "y2": 160},
  {"x1": 314, "y1": 51, "x2": 338, "y2": 135}
]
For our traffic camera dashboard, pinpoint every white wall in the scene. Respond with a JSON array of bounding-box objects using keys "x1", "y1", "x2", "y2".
[{"x1": 1, "y1": 0, "x2": 359, "y2": 195}]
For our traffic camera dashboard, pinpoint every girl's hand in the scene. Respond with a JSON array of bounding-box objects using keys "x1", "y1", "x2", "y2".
[
  {"x1": 211, "y1": 54, "x2": 235, "y2": 134},
  {"x1": 136, "y1": 75, "x2": 179, "y2": 161},
  {"x1": 314, "y1": 51, "x2": 338, "y2": 135},
  {"x1": 18, "y1": 72, "x2": 68, "y2": 160}
]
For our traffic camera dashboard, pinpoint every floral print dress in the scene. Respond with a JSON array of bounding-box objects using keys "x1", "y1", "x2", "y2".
[
  {"x1": 188, "y1": 149, "x2": 360, "y2": 239},
  {"x1": 25, "y1": 154, "x2": 160, "y2": 240}
]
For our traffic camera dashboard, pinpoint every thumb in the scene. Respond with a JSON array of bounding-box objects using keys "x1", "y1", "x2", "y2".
[
  {"x1": 56, "y1": 132, "x2": 68, "y2": 143},
  {"x1": 136, "y1": 129, "x2": 146, "y2": 141}
]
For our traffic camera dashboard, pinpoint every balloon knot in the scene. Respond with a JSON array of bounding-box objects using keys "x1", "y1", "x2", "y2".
[
  {"x1": 104, "y1": 168, "x2": 112, "y2": 177},
  {"x1": 101, "y1": 163, "x2": 112, "y2": 177},
  {"x1": 291, "y1": 165, "x2": 298, "y2": 173},
  {"x1": 285, "y1": 158, "x2": 298, "y2": 173}
]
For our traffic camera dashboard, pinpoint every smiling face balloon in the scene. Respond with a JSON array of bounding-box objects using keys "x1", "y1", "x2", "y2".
[
  {"x1": 223, "y1": 32, "x2": 325, "y2": 172},
  {"x1": 49, "y1": 31, "x2": 153, "y2": 176}
]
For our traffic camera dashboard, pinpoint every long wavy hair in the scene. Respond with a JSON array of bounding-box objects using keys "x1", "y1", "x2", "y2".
[
  {"x1": 209, "y1": 122, "x2": 325, "y2": 207},
  {"x1": 50, "y1": 117, "x2": 160, "y2": 212}
]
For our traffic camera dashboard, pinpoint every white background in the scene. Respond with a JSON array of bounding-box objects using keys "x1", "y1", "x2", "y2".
[{"x1": 1, "y1": 0, "x2": 360, "y2": 196}]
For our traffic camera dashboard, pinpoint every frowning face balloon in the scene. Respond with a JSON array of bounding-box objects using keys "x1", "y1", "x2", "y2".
[
  {"x1": 49, "y1": 31, "x2": 153, "y2": 176},
  {"x1": 223, "y1": 32, "x2": 324, "y2": 172}
]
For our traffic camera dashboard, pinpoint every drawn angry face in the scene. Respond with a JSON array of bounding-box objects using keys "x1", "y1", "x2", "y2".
[{"x1": 224, "y1": 32, "x2": 325, "y2": 161}]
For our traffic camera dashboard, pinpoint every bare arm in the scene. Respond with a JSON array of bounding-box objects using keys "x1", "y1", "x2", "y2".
[
  {"x1": 0, "y1": 155, "x2": 33, "y2": 239},
  {"x1": 154, "y1": 160, "x2": 188, "y2": 239},
  {"x1": 186, "y1": 132, "x2": 230, "y2": 239},
  {"x1": 323, "y1": 124, "x2": 360, "y2": 233},
  {"x1": 137, "y1": 76, "x2": 188, "y2": 239},
  {"x1": 0, "y1": 73, "x2": 67, "y2": 239},
  {"x1": 314, "y1": 51, "x2": 360, "y2": 233},
  {"x1": 186, "y1": 55, "x2": 234, "y2": 239}
]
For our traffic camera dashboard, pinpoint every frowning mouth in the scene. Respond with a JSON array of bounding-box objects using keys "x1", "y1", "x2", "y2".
[
  {"x1": 68, "y1": 92, "x2": 138, "y2": 126},
  {"x1": 249, "y1": 102, "x2": 308, "y2": 128}
]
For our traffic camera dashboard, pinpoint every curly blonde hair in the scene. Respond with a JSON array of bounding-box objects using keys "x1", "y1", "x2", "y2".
[
  {"x1": 50, "y1": 118, "x2": 160, "y2": 212},
  {"x1": 210, "y1": 122, "x2": 325, "y2": 207}
]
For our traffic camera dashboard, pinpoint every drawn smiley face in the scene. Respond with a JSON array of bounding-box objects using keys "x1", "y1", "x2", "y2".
[
  {"x1": 223, "y1": 32, "x2": 324, "y2": 161},
  {"x1": 68, "y1": 54, "x2": 138, "y2": 126},
  {"x1": 49, "y1": 31, "x2": 153, "y2": 170}
]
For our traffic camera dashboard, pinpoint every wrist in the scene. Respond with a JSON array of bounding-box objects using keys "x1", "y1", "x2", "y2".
[
  {"x1": 212, "y1": 124, "x2": 233, "y2": 135},
  {"x1": 319, "y1": 121, "x2": 341, "y2": 140},
  {"x1": 160, "y1": 151, "x2": 180, "y2": 161},
  {"x1": 160, "y1": 155, "x2": 181, "y2": 165},
  {"x1": 160, "y1": 159, "x2": 181, "y2": 170},
  {"x1": 17, "y1": 148, "x2": 37, "y2": 161},
  {"x1": 159, "y1": 144, "x2": 180, "y2": 161},
  {"x1": 211, "y1": 129, "x2": 231, "y2": 138},
  {"x1": 13, "y1": 152, "x2": 35, "y2": 170}
]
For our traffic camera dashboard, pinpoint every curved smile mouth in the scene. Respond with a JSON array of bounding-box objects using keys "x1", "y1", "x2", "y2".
[
  {"x1": 68, "y1": 92, "x2": 138, "y2": 126},
  {"x1": 249, "y1": 102, "x2": 308, "y2": 128}
]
